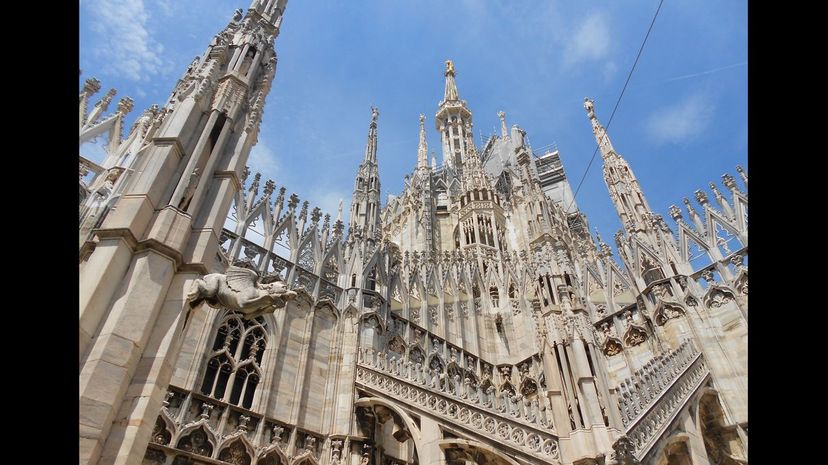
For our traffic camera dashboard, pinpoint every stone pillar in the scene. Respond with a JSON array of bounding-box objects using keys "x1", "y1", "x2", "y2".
[
  {"x1": 541, "y1": 340, "x2": 571, "y2": 435},
  {"x1": 79, "y1": 250, "x2": 177, "y2": 465},
  {"x1": 97, "y1": 272, "x2": 196, "y2": 465}
]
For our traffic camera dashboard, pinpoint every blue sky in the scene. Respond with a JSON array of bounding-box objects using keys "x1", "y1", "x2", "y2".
[{"x1": 79, "y1": 0, "x2": 747, "y2": 247}]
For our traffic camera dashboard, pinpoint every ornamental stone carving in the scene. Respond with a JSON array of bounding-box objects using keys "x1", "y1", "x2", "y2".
[{"x1": 187, "y1": 265, "x2": 298, "y2": 318}]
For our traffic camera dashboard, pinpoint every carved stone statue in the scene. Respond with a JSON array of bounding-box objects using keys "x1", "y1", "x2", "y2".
[
  {"x1": 178, "y1": 167, "x2": 200, "y2": 211},
  {"x1": 187, "y1": 265, "x2": 297, "y2": 318},
  {"x1": 584, "y1": 97, "x2": 595, "y2": 115}
]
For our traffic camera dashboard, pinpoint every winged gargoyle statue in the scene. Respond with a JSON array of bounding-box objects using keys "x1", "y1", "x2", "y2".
[{"x1": 187, "y1": 265, "x2": 298, "y2": 319}]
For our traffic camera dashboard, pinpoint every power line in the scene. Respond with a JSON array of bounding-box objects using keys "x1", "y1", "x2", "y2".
[{"x1": 566, "y1": 0, "x2": 665, "y2": 213}]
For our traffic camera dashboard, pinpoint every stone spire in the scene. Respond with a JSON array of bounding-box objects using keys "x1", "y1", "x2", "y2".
[
  {"x1": 461, "y1": 122, "x2": 490, "y2": 192},
  {"x1": 584, "y1": 98, "x2": 654, "y2": 236},
  {"x1": 584, "y1": 97, "x2": 617, "y2": 159},
  {"x1": 435, "y1": 60, "x2": 473, "y2": 170},
  {"x1": 349, "y1": 106, "x2": 382, "y2": 240},
  {"x1": 417, "y1": 114, "x2": 428, "y2": 169}
]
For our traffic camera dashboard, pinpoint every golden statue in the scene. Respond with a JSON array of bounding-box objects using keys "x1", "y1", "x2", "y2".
[{"x1": 445, "y1": 59, "x2": 455, "y2": 75}]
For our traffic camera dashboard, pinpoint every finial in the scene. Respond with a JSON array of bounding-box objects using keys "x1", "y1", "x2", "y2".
[
  {"x1": 668, "y1": 205, "x2": 683, "y2": 221},
  {"x1": 371, "y1": 106, "x2": 379, "y2": 123},
  {"x1": 419, "y1": 114, "x2": 425, "y2": 125},
  {"x1": 722, "y1": 173, "x2": 737, "y2": 190},
  {"x1": 445, "y1": 59, "x2": 455, "y2": 75},
  {"x1": 117, "y1": 97, "x2": 134, "y2": 115},
  {"x1": 694, "y1": 189, "x2": 709, "y2": 206},
  {"x1": 584, "y1": 97, "x2": 595, "y2": 117},
  {"x1": 336, "y1": 199, "x2": 343, "y2": 222},
  {"x1": 735, "y1": 165, "x2": 748, "y2": 187},
  {"x1": 82, "y1": 77, "x2": 101, "y2": 96}
]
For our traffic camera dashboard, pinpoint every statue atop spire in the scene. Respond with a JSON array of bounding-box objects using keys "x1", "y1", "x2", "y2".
[
  {"x1": 584, "y1": 97, "x2": 595, "y2": 118},
  {"x1": 443, "y1": 59, "x2": 459, "y2": 101},
  {"x1": 363, "y1": 106, "x2": 379, "y2": 163},
  {"x1": 584, "y1": 97, "x2": 616, "y2": 158},
  {"x1": 498, "y1": 111, "x2": 508, "y2": 138}
]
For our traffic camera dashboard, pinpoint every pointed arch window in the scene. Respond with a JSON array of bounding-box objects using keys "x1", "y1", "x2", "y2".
[{"x1": 200, "y1": 312, "x2": 268, "y2": 409}]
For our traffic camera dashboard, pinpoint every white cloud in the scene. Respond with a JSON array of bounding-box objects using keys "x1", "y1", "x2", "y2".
[
  {"x1": 85, "y1": 0, "x2": 165, "y2": 82},
  {"x1": 564, "y1": 11, "x2": 611, "y2": 66},
  {"x1": 645, "y1": 93, "x2": 715, "y2": 145},
  {"x1": 308, "y1": 190, "x2": 347, "y2": 220},
  {"x1": 247, "y1": 139, "x2": 281, "y2": 181},
  {"x1": 154, "y1": 0, "x2": 173, "y2": 16},
  {"x1": 603, "y1": 61, "x2": 618, "y2": 82}
]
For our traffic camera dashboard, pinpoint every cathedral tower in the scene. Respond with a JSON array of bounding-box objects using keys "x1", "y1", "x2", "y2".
[{"x1": 79, "y1": 2, "x2": 288, "y2": 464}]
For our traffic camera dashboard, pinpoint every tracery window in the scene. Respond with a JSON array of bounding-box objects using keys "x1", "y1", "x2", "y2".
[{"x1": 200, "y1": 311, "x2": 268, "y2": 409}]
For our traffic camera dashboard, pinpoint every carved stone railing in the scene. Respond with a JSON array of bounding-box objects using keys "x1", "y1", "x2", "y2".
[
  {"x1": 145, "y1": 387, "x2": 326, "y2": 465},
  {"x1": 220, "y1": 230, "x2": 343, "y2": 303},
  {"x1": 358, "y1": 348, "x2": 550, "y2": 430},
  {"x1": 356, "y1": 365, "x2": 561, "y2": 464},
  {"x1": 615, "y1": 343, "x2": 710, "y2": 460},
  {"x1": 616, "y1": 340, "x2": 698, "y2": 428}
]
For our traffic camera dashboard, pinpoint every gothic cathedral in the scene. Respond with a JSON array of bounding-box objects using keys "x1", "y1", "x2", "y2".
[{"x1": 79, "y1": 3, "x2": 748, "y2": 465}]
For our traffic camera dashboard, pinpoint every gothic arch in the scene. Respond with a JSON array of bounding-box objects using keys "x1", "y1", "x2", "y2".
[
  {"x1": 654, "y1": 433, "x2": 693, "y2": 465},
  {"x1": 289, "y1": 453, "x2": 320, "y2": 465},
  {"x1": 438, "y1": 438, "x2": 522, "y2": 465},
  {"x1": 149, "y1": 414, "x2": 173, "y2": 447},
  {"x1": 360, "y1": 313, "x2": 383, "y2": 333},
  {"x1": 602, "y1": 337, "x2": 624, "y2": 356},
  {"x1": 654, "y1": 302, "x2": 686, "y2": 326},
  {"x1": 408, "y1": 346, "x2": 426, "y2": 365},
  {"x1": 387, "y1": 335, "x2": 407, "y2": 356},
  {"x1": 354, "y1": 397, "x2": 424, "y2": 458},
  {"x1": 703, "y1": 285, "x2": 736, "y2": 309},
  {"x1": 499, "y1": 380, "x2": 516, "y2": 395},
  {"x1": 623, "y1": 325, "x2": 648, "y2": 347},
  {"x1": 217, "y1": 434, "x2": 255, "y2": 465},
  {"x1": 428, "y1": 353, "x2": 445, "y2": 373},
  {"x1": 258, "y1": 445, "x2": 289, "y2": 465},
  {"x1": 520, "y1": 378, "x2": 539, "y2": 398},
  {"x1": 173, "y1": 423, "x2": 217, "y2": 458},
  {"x1": 315, "y1": 299, "x2": 341, "y2": 320},
  {"x1": 695, "y1": 389, "x2": 746, "y2": 465}
]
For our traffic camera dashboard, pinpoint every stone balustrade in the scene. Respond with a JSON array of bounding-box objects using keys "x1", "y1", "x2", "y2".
[
  {"x1": 616, "y1": 340, "x2": 698, "y2": 428},
  {"x1": 615, "y1": 343, "x2": 710, "y2": 460},
  {"x1": 357, "y1": 348, "x2": 551, "y2": 430},
  {"x1": 356, "y1": 365, "x2": 561, "y2": 464}
]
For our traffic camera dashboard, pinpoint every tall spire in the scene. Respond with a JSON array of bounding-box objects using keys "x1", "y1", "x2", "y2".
[
  {"x1": 417, "y1": 114, "x2": 428, "y2": 169},
  {"x1": 584, "y1": 97, "x2": 617, "y2": 159},
  {"x1": 435, "y1": 59, "x2": 473, "y2": 169},
  {"x1": 444, "y1": 60, "x2": 459, "y2": 101},
  {"x1": 461, "y1": 121, "x2": 490, "y2": 191},
  {"x1": 349, "y1": 106, "x2": 382, "y2": 240},
  {"x1": 584, "y1": 97, "x2": 654, "y2": 235}
]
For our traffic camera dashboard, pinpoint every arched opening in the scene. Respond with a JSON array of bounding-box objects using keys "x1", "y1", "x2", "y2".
[{"x1": 698, "y1": 391, "x2": 747, "y2": 464}]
